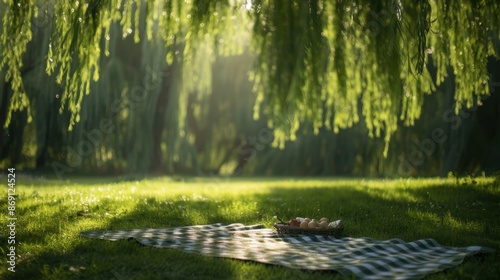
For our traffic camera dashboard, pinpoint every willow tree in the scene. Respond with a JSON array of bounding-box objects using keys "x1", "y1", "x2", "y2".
[{"x1": 1, "y1": 0, "x2": 499, "y2": 162}]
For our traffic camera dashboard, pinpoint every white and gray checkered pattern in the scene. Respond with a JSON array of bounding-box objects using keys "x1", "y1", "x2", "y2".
[{"x1": 81, "y1": 223, "x2": 494, "y2": 279}]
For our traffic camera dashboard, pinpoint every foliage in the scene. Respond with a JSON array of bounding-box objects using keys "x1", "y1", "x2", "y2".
[
  {"x1": 250, "y1": 0, "x2": 498, "y2": 154},
  {"x1": 1, "y1": 176, "x2": 499, "y2": 279},
  {"x1": 0, "y1": 0, "x2": 35, "y2": 126},
  {"x1": 1, "y1": 0, "x2": 499, "y2": 151}
]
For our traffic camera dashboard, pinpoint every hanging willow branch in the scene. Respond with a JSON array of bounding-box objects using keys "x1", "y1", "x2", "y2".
[
  {"x1": 0, "y1": 0, "x2": 35, "y2": 128},
  {"x1": 0, "y1": 0, "x2": 499, "y2": 152},
  {"x1": 414, "y1": 0, "x2": 432, "y2": 75}
]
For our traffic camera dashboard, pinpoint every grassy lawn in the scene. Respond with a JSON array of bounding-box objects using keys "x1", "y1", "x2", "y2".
[{"x1": 1, "y1": 175, "x2": 499, "y2": 279}]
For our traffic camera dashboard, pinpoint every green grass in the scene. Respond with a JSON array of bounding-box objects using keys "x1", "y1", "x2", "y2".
[{"x1": 1, "y1": 175, "x2": 499, "y2": 279}]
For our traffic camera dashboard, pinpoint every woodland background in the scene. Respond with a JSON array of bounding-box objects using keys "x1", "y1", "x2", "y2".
[{"x1": 1, "y1": 0, "x2": 499, "y2": 178}]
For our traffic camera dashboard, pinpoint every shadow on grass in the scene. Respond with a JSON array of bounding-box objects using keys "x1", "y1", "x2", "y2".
[
  {"x1": 7, "y1": 199, "x2": 232, "y2": 279},
  {"x1": 11, "y1": 195, "x2": 346, "y2": 280},
  {"x1": 7, "y1": 178, "x2": 499, "y2": 279},
  {"x1": 15, "y1": 175, "x2": 150, "y2": 188},
  {"x1": 252, "y1": 182, "x2": 499, "y2": 247}
]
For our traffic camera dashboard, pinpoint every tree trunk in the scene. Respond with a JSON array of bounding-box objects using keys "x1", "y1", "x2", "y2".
[
  {"x1": 35, "y1": 108, "x2": 52, "y2": 168},
  {"x1": 150, "y1": 68, "x2": 171, "y2": 174},
  {"x1": 0, "y1": 81, "x2": 10, "y2": 157}
]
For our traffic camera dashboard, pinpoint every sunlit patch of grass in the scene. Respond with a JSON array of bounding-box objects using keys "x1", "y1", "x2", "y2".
[{"x1": 0, "y1": 176, "x2": 498, "y2": 279}]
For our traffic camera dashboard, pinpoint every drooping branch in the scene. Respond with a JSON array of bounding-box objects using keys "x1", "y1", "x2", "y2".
[{"x1": 0, "y1": 0, "x2": 499, "y2": 154}]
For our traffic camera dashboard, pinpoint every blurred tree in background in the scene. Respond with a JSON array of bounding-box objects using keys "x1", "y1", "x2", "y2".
[{"x1": 0, "y1": 0, "x2": 499, "y2": 177}]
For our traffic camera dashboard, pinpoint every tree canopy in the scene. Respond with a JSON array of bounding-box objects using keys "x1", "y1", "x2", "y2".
[{"x1": 1, "y1": 0, "x2": 499, "y2": 175}]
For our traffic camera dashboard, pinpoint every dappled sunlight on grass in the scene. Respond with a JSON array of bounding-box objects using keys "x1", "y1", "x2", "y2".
[{"x1": 1, "y1": 176, "x2": 498, "y2": 279}]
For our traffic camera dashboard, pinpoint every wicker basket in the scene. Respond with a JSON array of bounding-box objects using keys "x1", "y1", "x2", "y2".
[{"x1": 273, "y1": 223, "x2": 344, "y2": 237}]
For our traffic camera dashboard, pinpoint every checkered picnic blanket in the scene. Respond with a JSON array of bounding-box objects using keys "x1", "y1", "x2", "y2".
[{"x1": 81, "y1": 223, "x2": 494, "y2": 279}]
